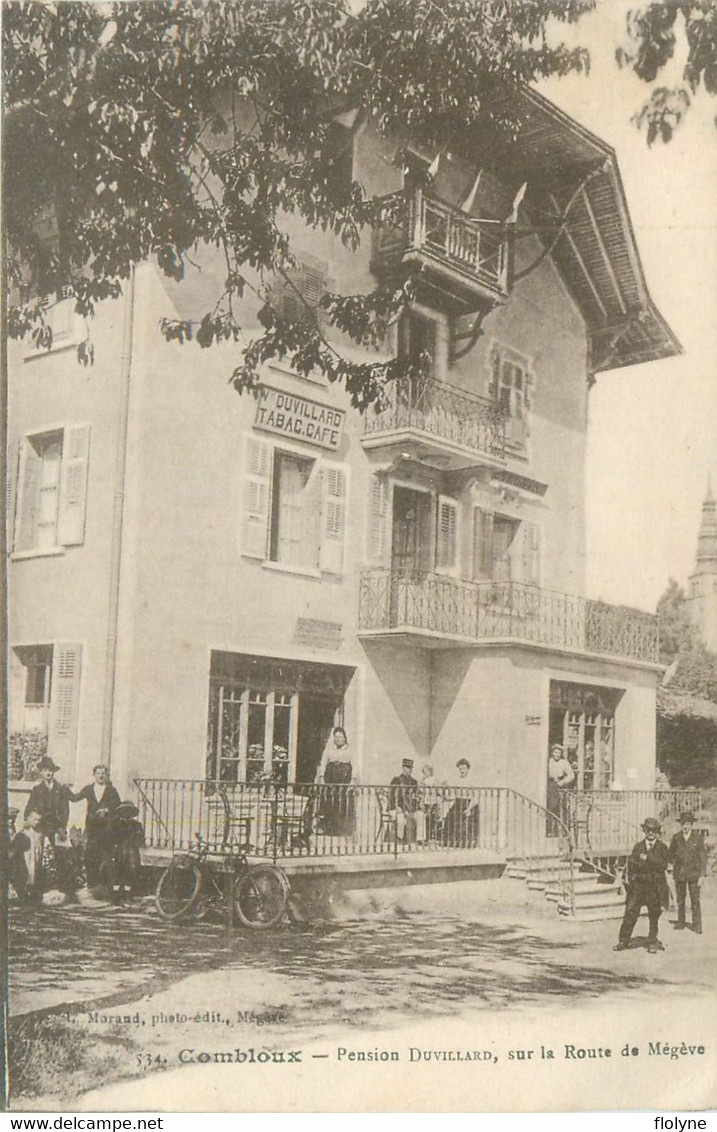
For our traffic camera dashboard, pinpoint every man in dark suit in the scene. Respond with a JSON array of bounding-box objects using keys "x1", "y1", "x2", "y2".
[
  {"x1": 68, "y1": 764, "x2": 121, "y2": 887},
  {"x1": 24, "y1": 757, "x2": 72, "y2": 894},
  {"x1": 669, "y1": 810, "x2": 707, "y2": 934},
  {"x1": 24, "y1": 757, "x2": 70, "y2": 840},
  {"x1": 614, "y1": 817, "x2": 670, "y2": 954},
  {"x1": 390, "y1": 758, "x2": 420, "y2": 844}
]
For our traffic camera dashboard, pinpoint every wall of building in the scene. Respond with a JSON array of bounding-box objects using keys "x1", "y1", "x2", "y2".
[{"x1": 7, "y1": 296, "x2": 130, "y2": 788}]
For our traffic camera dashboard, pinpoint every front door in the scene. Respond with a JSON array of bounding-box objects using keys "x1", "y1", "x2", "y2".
[{"x1": 391, "y1": 486, "x2": 431, "y2": 576}]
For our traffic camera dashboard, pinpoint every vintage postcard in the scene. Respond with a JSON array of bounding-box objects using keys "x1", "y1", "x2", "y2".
[{"x1": 3, "y1": 0, "x2": 716, "y2": 1114}]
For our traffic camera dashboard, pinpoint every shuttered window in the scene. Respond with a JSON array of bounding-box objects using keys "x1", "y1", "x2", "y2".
[
  {"x1": 13, "y1": 425, "x2": 90, "y2": 554},
  {"x1": 319, "y1": 463, "x2": 347, "y2": 574},
  {"x1": 368, "y1": 475, "x2": 389, "y2": 565},
  {"x1": 8, "y1": 642, "x2": 82, "y2": 781},
  {"x1": 271, "y1": 256, "x2": 328, "y2": 325},
  {"x1": 241, "y1": 436, "x2": 348, "y2": 574},
  {"x1": 472, "y1": 507, "x2": 494, "y2": 580},
  {"x1": 436, "y1": 496, "x2": 459, "y2": 575}
]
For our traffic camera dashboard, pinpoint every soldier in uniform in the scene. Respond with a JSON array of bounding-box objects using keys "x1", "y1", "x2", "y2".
[
  {"x1": 614, "y1": 817, "x2": 670, "y2": 954},
  {"x1": 389, "y1": 758, "x2": 420, "y2": 844},
  {"x1": 668, "y1": 811, "x2": 707, "y2": 934}
]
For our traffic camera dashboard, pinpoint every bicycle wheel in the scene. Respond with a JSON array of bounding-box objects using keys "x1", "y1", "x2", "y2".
[
  {"x1": 234, "y1": 864, "x2": 288, "y2": 930},
  {"x1": 155, "y1": 856, "x2": 202, "y2": 921}
]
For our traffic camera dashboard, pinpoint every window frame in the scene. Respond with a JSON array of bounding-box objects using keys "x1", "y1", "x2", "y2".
[
  {"x1": 487, "y1": 341, "x2": 535, "y2": 453},
  {"x1": 12, "y1": 423, "x2": 91, "y2": 559},
  {"x1": 241, "y1": 433, "x2": 349, "y2": 578}
]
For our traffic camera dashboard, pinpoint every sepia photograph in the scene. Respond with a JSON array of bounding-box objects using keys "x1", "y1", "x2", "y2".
[{"x1": 2, "y1": 0, "x2": 716, "y2": 1114}]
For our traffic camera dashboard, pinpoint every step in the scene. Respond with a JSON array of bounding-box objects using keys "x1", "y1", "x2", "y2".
[
  {"x1": 546, "y1": 877, "x2": 618, "y2": 897},
  {"x1": 559, "y1": 905, "x2": 625, "y2": 921},
  {"x1": 569, "y1": 890, "x2": 625, "y2": 910}
]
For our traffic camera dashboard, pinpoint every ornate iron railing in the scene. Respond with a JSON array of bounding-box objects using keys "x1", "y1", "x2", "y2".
[
  {"x1": 373, "y1": 188, "x2": 510, "y2": 296},
  {"x1": 362, "y1": 375, "x2": 506, "y2": 459},
  {"x1": 135, "y1": 778, "x2": 570, "y2": 873},
  {"x1": 558, "y1": 788, "x2": 702, "y2": 855},
  {"x1": 358, "y1": 571, "x2": 660, "y2": 664}
]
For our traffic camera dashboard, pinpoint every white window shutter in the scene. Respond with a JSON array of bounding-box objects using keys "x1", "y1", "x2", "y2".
[
  {"x1": 520, "y1": 521, "x2": 541, "y2": 585},
  {"x1": 8, "y1": 651, "x2": 27, "y2": 734},
  {"x1": 436, "y1": 495, "x2": 458, "y2": 575},
  {"x1": 319, "y1": 462, "x2": 347, "y2": 574},
  {"x1": 473, "y1": 507, "x2": 494, "y2": 580},
  {"x1": 242, "y1": 436, "x2": 272, "y2": 558},
  {"x1": 48, "y1": 643, "x2": 82, "y2": 768},
  {"x1": 57, "y1": 424, "x2": 90, "y2": 546},
  {"x1": 15, "y1": 438, "x2": 41, "y2": 552},
  {"x1": 368, "y1": 475, "x2": 388, "y2": 566}
]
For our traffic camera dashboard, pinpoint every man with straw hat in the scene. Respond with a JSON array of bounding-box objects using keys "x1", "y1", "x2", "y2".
[{"x1": 614, "y1": 817, "x2": 670, "y2": 955}]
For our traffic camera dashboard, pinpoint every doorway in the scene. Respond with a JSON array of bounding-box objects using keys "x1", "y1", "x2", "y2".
[
  {"x1": 295, "y1": 695, "x2": 340, "y2": 786},
  {"x1": 391, "y1": 486, "x2": 432, "y2": 576}
]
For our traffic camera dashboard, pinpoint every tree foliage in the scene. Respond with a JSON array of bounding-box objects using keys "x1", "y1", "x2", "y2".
[
  {"x1": 657, "y1": 578, "x2": 717, "y2": 701},
  {"x1": 657, "y1": 578, "x2": 695, "y2": 663},
  {"x1": 4, "y1": 0, "x2": 713, "y2": 402},
  {"x1": 2, "y1": 0, "x2": 596, "y2": 404},
  {"x1": 616, "y1": 1, "x2": 717, "y2": 143}
]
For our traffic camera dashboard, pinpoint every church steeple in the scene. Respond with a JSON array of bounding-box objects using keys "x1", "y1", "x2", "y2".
[
  {"x1": 687, "y1": 475, "x2": 717, "y2": 653},
  {"x1": 694, "y1": 475, "x2": 717, "y2": 573}
]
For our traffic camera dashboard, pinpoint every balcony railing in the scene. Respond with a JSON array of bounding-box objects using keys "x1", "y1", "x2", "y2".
[
  {"x1": 358, "y1": 572, "x2": 660, "y2": 664},
  {"x1": 372, "y1": 188, "x2": 510, "y2": 301},
  {"x1": 362, "y1": 375, "x2": 506, "y2": 461}
]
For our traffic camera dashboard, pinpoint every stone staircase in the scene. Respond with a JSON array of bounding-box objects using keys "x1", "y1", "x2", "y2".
[{"x1": 506, "y1": 852, "x2": 625, "y2": 921}]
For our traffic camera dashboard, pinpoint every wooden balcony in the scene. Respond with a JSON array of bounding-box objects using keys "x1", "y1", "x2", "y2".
[
  {"x1": 358, "y1": 572, "x2": 660, "y2": 664},
  {"x1": 361, "y1": 375, "x2": 506, "y2": 470},
  {"x1": 371, "y1": 188, "x2": 510, "y2": 314}
]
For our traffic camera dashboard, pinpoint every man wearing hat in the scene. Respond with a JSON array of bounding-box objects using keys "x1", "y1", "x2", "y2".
[
  {"x1": 23, "y1": 757, "x2": 72, "y2": 894},
  {"x1": 614, "y1": 817, "x2": 670, "y2": 954},
  {"x1": 390, "y1": 758, "x2": 420, "y2": 844},
  {"x1": 24, "y1": 758, "x2": 70, "y2": 841},
  {"x1": 668, "y1": 812, "x2": 707, "y2": 934}
]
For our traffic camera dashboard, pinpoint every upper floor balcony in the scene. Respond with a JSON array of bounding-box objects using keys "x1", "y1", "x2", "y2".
[
  {"x1": 361, "y1": 374, "x2": 506, "y2": 470},
  {"x1": 371, "y1": 188, "x2": 511, "y2": 314},
  {"x1": 358, "y1": 571, "x2": 660, "y2": 665}
]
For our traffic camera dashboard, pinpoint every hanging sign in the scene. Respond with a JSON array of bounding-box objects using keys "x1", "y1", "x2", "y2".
[{"x1": 254, "y1": 385, "x2": 345, "y2": 451}]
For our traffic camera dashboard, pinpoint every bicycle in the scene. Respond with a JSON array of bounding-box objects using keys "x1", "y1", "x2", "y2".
[{"x1": 155, "y1": 835, "x2": 290, "y2": 930}]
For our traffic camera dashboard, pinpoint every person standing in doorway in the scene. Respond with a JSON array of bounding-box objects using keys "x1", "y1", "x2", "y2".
[
  {"x1": 320, "y1": 727, "x2": 355, "y2": 836},
  {"x1": 614, "y1": 817, "x2": 670, "y2": 954},
  {"x1": 669, "y1": 811, "x2": 707, "y2": 934},
  {"x1": 69, "y1": 764, "x2": 122, "y2": 889},
  {"x1": 546, "y1": 743, "x2": 574, "y2": 835}
]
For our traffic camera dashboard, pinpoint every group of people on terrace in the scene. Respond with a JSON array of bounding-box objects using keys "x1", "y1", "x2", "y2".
[
  {"x1": 315, "y1": 726, "x2": 482, "y2": 847},
  {"x1": 7, "y1": 759, "x2": 144, "y2": 907}
]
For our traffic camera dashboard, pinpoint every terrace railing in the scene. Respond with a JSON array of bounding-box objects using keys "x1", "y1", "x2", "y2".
[
  {"x1": 373, "y1": 188, "x2": 510, "y2": 297},
  {"x1": 362, "y1": 375, "x2": 506, "y2": 460},
  {"x1": 558, "y1": 788, "x2": 702, "y2": 856},
  {"x1": 358, "y1": 572, "x2": 660, "y2": 664},
  {"x1": 135, "y1": 778, "x2": 570, "y2": 873}
]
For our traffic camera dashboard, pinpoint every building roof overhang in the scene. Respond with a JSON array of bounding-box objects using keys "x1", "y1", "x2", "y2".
[{"x1": 467, "y1": 85, "x2": 682, "y2": 374}]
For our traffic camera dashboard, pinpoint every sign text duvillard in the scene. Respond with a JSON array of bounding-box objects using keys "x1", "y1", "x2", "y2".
[{"x1": 255, "y1": 386, "x2": 345, "y2": 451}]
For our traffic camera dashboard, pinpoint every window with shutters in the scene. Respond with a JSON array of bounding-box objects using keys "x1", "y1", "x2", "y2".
[
  {"x1": 488, "y1": 344, "x2": 534, "y2": 451},
  {"x1": 436, "y1": 496, "x2": 459, "y2": 576},
  {"x1": 473, "y1": 509, "x2": 540, "y2": 586},
  {"x1": 270, "y1": 254, "x2": 328, "y2": 326},
  {"x1": 8, "y1": 643, "x2": 82, "y2": 780},
  {"x1": 13, "y1": 425, "x2": 90, "y2": 555},
  {"x1": 242, "y1": 435, "x2": 347, "y2": 575}
]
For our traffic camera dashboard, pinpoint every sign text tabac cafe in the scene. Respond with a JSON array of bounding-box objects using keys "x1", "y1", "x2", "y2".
[{"x1": 254, "y1": 385, "x2": 346, "y2": 452}]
